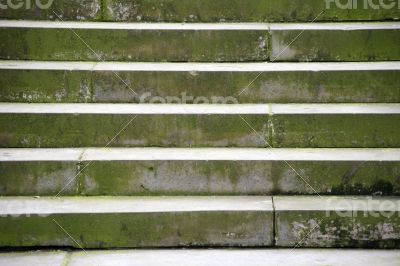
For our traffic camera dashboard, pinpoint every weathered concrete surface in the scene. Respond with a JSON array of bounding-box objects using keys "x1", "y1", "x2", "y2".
[
  {"x1": 0, "y1": 114, "x2": 268, "y2": 148},
  {"x1": 0, "y1": 161, "x2": 79, "y2": 196},
  {"x1": 0, "y1": 196, "x2": 274, "y2": 248},
  {"x1": 271, "y1": 114, "x2": 400, "y2": 148},
  {"x1": 271, "y1": 28, "x2": 400, "y2": 61},
  {"x1": 80, "y1": 161, "x2": 274, "y2": 196},
  {"x1": 0, "y1": 251, "x2": 67, "y2": 266},
  {"x1": 274, "y1": 196, "x2": 400, "y2": 248},
  {"x1": 104, "y1": 0, "x2": 400, "y2": 22},
  {"x1": 0, "y1": 0, "x2": 101, "y2": 21},
  {"x1": 1, "y1": 62, "x2": 399, "y2": 103},
  {"x1": 272, "y1": 161, "x2": 400, "y2": 196},
  {"x1": 1, "y1": 110, "x2": 399, "y2": 148},
  {"x1": 2, "y1": 0, "x2": 398, "y2": 22},
  {"x1": 2, "y1": 249, "x2": 400, "y2": 266},
  {"x1": 0, "y1": 148, "x2": 399, "y2": 196},
  {"x1": 0, "y1": 27, "x2": 268, "y2": 62}
]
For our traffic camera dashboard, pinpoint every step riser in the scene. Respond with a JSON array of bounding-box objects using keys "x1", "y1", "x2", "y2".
[
  {"x1": 1, "y1": 26, "x2": 399, "y2": 62},
  {"x1": 274, "y1": 197, "x2": 400, "y2": 248},
  {"x1": 271, "y1": 29, "x2": 400, "y2": 61},
  {"x1": 1, "y1": 0, "x2": 399, "y2": 22},
  {"x1": 1, "y1": 114, "x2": 399, "y2": 148},
  {"x1": 0, "y1": 28, "x2": 268, "y2": 62},
  {"x1": 1, "y1": 161, "x2": 399, "y2": 196},
  {"x1": 0, "y1": 212, "x2": 272, "y2": 248},
  {"x1": 1, "y1": 68, "x2": 400, "y2": 103},
  {"x1": 276, "y1": 210, "x2": 400, "y2": 248}
]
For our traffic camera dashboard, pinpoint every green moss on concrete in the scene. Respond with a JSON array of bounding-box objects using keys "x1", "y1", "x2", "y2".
[
  {"x1": 0, "y1": 162, "x2": 78, "y2": 196},
  {"x1": 2, "y1": 69, "x2": 399, "y2": 103},
  {"x1": 80, "y1": 161, "x2": 273, "y2": 196},
  {"x1": 276, "y1": 210, "x2": 355, "y2": 247},
  {"x1": 272, "y1": 114, "x2": 400, "y2": 148},
  {"x1": 0, "y1": 70, "x2": 92, "y2": 103},
  {"x1": 271, "y1": 29, "x2": 400, "y2": 61},
  {"x1": 272, "y1": 162, "x2": 400, "y2": 196},
  {"x1": 0, "y1": 28, "x2": 268, "y2": 62},
  {"x1": 104, "y1": 0, "x2": 400, "y2": 22},
  {"x1": 276, "y1": 209, "x2": 400, "y2": 248},
  {"x1": 0, "y1": 211, "x2": 273, "y2": 248},
  {"x1": 0, "y1": 114, "x2": 267, "y2": 148},
  {"x1": 1, "y1": 0, "x2": 399, "y2": 22}
]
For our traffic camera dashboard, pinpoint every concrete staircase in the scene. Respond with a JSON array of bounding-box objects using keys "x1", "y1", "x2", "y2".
[{"x1": 0, "y1": 0, "x2": 400, "y2": 264}]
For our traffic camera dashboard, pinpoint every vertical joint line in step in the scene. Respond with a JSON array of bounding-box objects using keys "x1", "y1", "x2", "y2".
[
  {"x1": 272, "y1": 196, "x2": 276, "y2": 247},
  {"x1": 76, "y1": 149, "x2": 87, "y2": 195}
]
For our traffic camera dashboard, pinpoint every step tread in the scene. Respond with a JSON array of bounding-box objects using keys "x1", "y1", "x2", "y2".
[
  {"x1": 1, "y1": 249, "x2": 400, "y2": 266},
  {"x1": 1, "y1": 20, "x2": 400, "y2": 30},
  {"x1": 2, "y1": 60, "x2": 400, "y2": 71},
  {"x1": 1, "y1": 103, "x2": 400, "y2": 114},
  {"x1": 274, "y1": 196, "x2": 400, "y2": 211},
  {"x1": 1, "y1": 148, "x2": 400, "y2": 162},
  {"x1": 0, "y1": 196, "x2": 272, "y2": 215}
]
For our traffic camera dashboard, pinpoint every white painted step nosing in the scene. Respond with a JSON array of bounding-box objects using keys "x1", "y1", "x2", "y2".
[
  {"x1": 1, "y1": 249, "x2": 400, "y2": 266},
  {"x1": 0, "y1": 104, "x2": 399, "y2": 115},
  {"x1": 1, "y1": 60, "x2": 400, "y2": 72},
  {"x1": 1, "y1": 148, "x2": 399, "y2": 162},
  {"x1": 0, "y1": 196, "x2": 273, "y2": 215},
  {"x1": 274, "y1": 196, "x2": 400, "y2": 212},
  {"x1": 0, "y1": 20, "x2": 399, "y2": 30},
  {"x1": 0, "y1": 196, "x2": 398, "y2": 215}
]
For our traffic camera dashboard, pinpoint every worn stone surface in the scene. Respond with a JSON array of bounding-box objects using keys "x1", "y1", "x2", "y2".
[
  {"x1": 0, "y1": 114, "x2": 267, "y2": 148},
  {"x1": 2, "y1": 68, "x2": 399, "y2": 103},
  {"x1": 0, "y1": 0, "x2": 101, "y2": 21},
  {"x1": 0, "y1": 251, "x2": 67, "y2": 266},
  {"x1": 271, "y1": 114, "x2": 400, "y2": 148},
  {"x1": 1, "y1": 0, "x2": 399, "y2": 22},
  {"x1": 271, "y1": 29, "x2": 400, "y2": 61},
  {"x1": 0, "y1": 161, "x2": 78, "y2": 196},
  {"x1": 272, "y1": 161, "x2": 400, "y2": 196},
  {"x1": 0, "y1": 69, "x2": 92, "y2": 103},
  {"x1": 0, "y1": 156, "x2": 399, "y2": 196},
  {"x1": 0, "y1": 28, "x2": 268, "y2": 62},
  {"x1": 2, "y1": 113, "x2": 399, "y2": 148},
  {"x1": 275, "y1": 197, "x2": 400, "y2": 248},
  {"x1": 80, "y1": 161, "x2": 274, "y2": 196},
  {"x1": 0, "y1": 197, "x2": 274, "y2": 248}
]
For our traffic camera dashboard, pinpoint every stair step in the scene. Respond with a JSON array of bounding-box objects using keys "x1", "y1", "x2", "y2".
[
  {"x1": 0, "y1": 21, "x2": 269, "y2": 62},
  {"x1": 274, "y1": 196, "x2": 400, "y2": 248},
  {"x1": 0, "y1": 103, "x2": 399, "y2": 148},
  {"x1": 1, "y1": 21, "x2": 399, "y2": 62},
  {"x1": 1, "y1": 249, "x2": 400, "y2": 266},
  {"x1": 0, "y1": 0, "x2": 399, "y2": 22},
  {"x1": 1, "y1": 148, "x2": 399, "y2": 196},
  {"x1": 1, "y1": 61, "x2": 400, "y2": 103},
  {"x1": 0, "y1": 196, "x2": 274, "y2": 248},
  {"x1": 0, "y1": 196, "x2": 398, "y2": 248}
]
